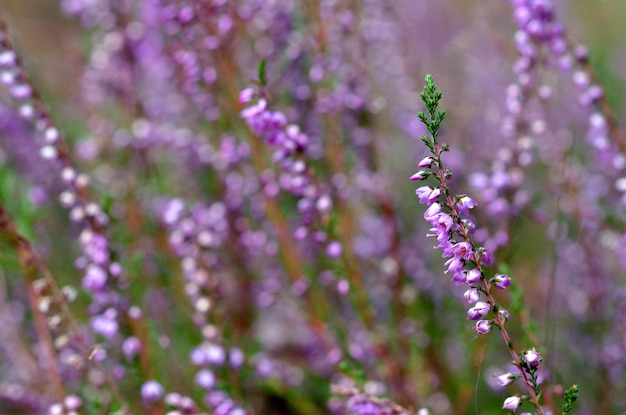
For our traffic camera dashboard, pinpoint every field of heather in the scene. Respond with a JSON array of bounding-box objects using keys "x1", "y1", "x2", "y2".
[{"x1": 0, "y1": 1, "x2": 625, "y2": 414}]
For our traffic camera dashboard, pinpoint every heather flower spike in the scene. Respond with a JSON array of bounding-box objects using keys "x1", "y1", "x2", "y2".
[{"x1": 413, "y1": 75, "x2": 552, "y2": 414}]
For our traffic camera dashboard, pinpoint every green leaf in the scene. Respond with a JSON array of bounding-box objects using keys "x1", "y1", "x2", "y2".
[{"x1": 258, "y1": 59, "x2": 267, "y2": 86}]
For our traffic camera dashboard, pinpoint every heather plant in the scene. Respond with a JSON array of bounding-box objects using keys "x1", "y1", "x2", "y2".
[{"x1": 0, "y1": 1, "x2": 625, "y2": 415}]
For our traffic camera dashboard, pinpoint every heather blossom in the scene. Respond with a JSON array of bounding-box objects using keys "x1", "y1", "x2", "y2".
[{"x1": 503, "y1": 395, "x2": 522, "y2": 412}]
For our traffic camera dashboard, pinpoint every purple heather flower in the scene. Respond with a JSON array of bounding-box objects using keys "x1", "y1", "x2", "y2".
[
  {"x1": 415, "y1": 186, "x2": 433, "y2": 204},
  {"x1": 91, "y1": 313, "x2": 119, "y2": 339},
  {"x1": 454, "y1": 242, "x2": 474, "y2": 261},
  {"x1": 496, "y1": 373, "x2": 516, "y2": 387},
  {"x1": 418, "y1": 156, "x2": 434, "y2": 167},
  {"x1": 451, "y1": 271, "x2": 467, "y2": 286},
  {"x1": 337, "y1": 279, "x2": 350, "y2": 295},
  {"x1": 122, "y1": 336, "x2": 141, "y2": 359},
  {"x1": 205, "y1": 344, "x2": 226, "y2": 365},
  {"x1": 229, "y1": 347, "x2": 245, "y2": 369},
  {"x1": 493, "y1": 273, "x2": 512, "y2": 289},
  {"x1": 238, "y1": 87, "x2": 254, "y2": 104},
  {"x1": 480, "y1": 250, "x2": 494, "y2": 266},
  {"x1": 467, "y1": 302, "x2": 491, "y2": 320},
  {"x1": 428, "y1": 187, "x2": 441, "y2": 203},
  {"x1": 80, "y1": 231, "x2": 109, "y2": 264},
  {"x1": 141, "y1": 380, "x2": 164, "y2": 403},
  {"x1": 327, "y1": 241, "x2": 343, "y2": 259},
  {"x1": 444, "y1": 257, "x2": 464, "y2": 274},
  {"x1": 465, "y1": 268, "x2": 482, "y2": 284},
  {"x1": 523, "y1": 349, "x2": 541, "y2": 368},
  {"x1": 81, "y1": 265, "x2": 107, "y2": 292},
  {"x1": 423, "y1": 202, "x2": 441, "y2": 221},
  {"x1": 475, "y1": 320, "x2": 492, "y2": 334},
  {"x1": 64, "y1": 395, "x2": 82, "y2": 411},
  {"x1": 0, "y1": 50, "x2": 16, "y2": 67},
  {"x1": 456, "y1": 196, "x2": 478, "y2": 215},
  {"x1": 429, "y1": 214, "x2": 453, "y2": 242},
  {"x1": 502, "y1": 395, "x2": 521, "y2": 412},
  {"x1": 464, "y1": 288, "x2": 480, "y2": 304},
  {"x1": 409, "y1": 170, "x2": 428, "y2": 181},
  {"x1": 195, "y1": 369, "x2": 216, "y2": 389}
]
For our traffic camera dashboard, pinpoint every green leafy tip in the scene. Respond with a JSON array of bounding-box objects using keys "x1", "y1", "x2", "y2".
[
  {"x1": 418, "y1": 74, "x2": 446, "y2": 144},
  {"x1": 562, "y1": 384, "x2": 579, "y2": 415}
]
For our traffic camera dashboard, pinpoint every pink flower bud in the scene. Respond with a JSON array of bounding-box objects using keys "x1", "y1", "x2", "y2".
[
  {"x1": 523, "y1": 350, "x2": 541, "y2": 368},
  {"x1": 467, "y1": 301, "x2": 490, "y2": 320},
  {"x1": 418, "y1": 156, "x2": 434, "y2": 167},
  {"x1": 493, "y1": 273, "x2": 511, "y2": 289},
  {"x1": 502, "y1": 395, "x2": 521, "y2": 412},
  {"x1": 410, "y1": 170, "x2": 428, "y2": 181},
  {"x1": 475, "y1": 319, "x2": 491, "y2": 334}
]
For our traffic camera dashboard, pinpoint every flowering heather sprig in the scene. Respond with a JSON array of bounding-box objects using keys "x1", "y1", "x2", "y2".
[
  {"x1": 413, "y1": 74, "x2": 552, "y2": 414},
  {"x1": 240, "y1": 88, "x2": 344, "y2": 261}
]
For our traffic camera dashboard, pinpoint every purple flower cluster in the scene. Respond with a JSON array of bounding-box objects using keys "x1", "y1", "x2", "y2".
[
  {"x1": 415, "y1": 165, "x2": 500, "y2": 335},
  {"x1": 241, "y1": 89, "x2": 339, "y2": 255}
]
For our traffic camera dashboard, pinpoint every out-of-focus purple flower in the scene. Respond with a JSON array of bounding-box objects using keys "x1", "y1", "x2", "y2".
[
  {"x1": 327, "y1": 241, "x2": 343, "y2": 259},
  {"x1": 141, "y1": 380, "x2": 164, "y2": 403},
  {"x1": 238, "y1": 87, "x2": 254, "y2": 104},
  {"x1": 502, "y1": 395, "x2": 521, "y2": 412},
  {"x1": 496, "y1": 373, "x2": 516, "y2": 387},
  {"x1": 81, "y1": 265, "x2": 107, "y2": 292},
  {"x1": 91, "y1": 312, "x2": 119, "y2": 339},
  {"x1": 195, "y1": 369, "x2": 216, "y2": 389},
  {"x1": 63, "y1": 395, "x2": 82, "y2": 411},
  {"x1": 122, "y1": 336, "x2": 141, "y2": 359},
  {"x1": 229, "y1": 347, "x2": 245, "y2": 369}
]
